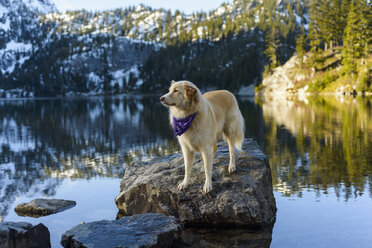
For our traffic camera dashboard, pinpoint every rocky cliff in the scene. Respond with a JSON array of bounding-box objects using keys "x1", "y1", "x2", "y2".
[{"x1": 256, "y1": 55, "x2": 308, "y2": 99}]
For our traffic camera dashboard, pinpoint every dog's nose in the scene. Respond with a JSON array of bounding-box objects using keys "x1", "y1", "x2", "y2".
[{"x1": 160, "y1": 96, "x2": 165, "y2": 102}]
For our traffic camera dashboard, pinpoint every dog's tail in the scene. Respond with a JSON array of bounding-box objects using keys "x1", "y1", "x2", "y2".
[{"x1": 234, "y1": 110, "x2": 245, "y2": 151}]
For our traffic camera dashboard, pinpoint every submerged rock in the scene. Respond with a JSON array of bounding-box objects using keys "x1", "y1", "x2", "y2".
[
  {"x1": 60, "y1": 213, "x2": 181, "y2": 248},
  {"x1": 14, "y1": 198, "x2": 76, "y2": 217},
  {"x1": 0, "y1": 222, "x2": 50, "y2": 248},
  {"x1": 115, "y1": 139, "x2": 276, "y2": 228}
]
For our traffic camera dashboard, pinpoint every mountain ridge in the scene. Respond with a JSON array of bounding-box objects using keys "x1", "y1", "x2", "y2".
[{"x1": 0, "y1": 0, "x2": 307, "y2": 97}]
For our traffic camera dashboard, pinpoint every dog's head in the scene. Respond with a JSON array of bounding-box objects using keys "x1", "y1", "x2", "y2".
[{"x1": 160, "y1": 80, "x2": 199, "y2": 110}]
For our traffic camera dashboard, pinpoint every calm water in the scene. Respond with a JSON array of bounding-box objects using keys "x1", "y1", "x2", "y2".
[{"x1": 0, "y1": 95, "x2": 371, "y2": 247}]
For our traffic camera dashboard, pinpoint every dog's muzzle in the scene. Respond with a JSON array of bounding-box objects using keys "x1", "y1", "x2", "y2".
[{"x1": 160, "y1": 95, "x2": 175, "y2": 106}]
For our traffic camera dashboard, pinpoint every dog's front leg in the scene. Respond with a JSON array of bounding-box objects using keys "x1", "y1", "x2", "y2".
[
  {"x1": 201, "y1": 148, "x2": 213, "y2": 193},
  {"x1": 178, "y1": 146, "x2": 194, "y2": 191}
]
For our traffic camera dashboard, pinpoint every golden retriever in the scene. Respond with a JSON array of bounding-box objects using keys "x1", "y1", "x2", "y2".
[{"x1": 160, "y1": 80, "x2": 245, "y2": 193}]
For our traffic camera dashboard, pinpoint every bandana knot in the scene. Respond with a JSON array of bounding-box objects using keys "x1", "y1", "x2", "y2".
[{"x1": 172, "y1": 113, "x2": 197, "y2": 136}]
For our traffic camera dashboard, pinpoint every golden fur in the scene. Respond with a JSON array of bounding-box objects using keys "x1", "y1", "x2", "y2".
[{"x1": 160, "y1": 80, "x2": 245, "y2": 193}]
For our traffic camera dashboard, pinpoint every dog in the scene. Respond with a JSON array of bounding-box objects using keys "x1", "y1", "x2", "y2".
[{"x1": 160, "y1": 80, "x2": 245, "y2": 193}]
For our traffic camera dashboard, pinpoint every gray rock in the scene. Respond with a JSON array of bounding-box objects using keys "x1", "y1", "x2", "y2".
[
  {"x1": 14, "y1": 198, "x2": 76, "y2": 217},
  {"x1": 0, "y1": 222, "x2": 50, "y2": 248},
  {"x1": 115, "y1": 139, "x2": 276, "y2": 228},
  {"x1": 256, "y1": 55, "x2": 308, "y2": 98},
  {"x1": 60, "y1": 213, "x2": 181, "y2": 248}
]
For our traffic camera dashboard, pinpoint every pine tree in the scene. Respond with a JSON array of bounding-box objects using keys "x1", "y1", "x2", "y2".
[
  {"x1": 336, "y1": 0, "x2": 352, "y2": 47},
  {"x1": 308, "y1": 0, "x2": 323, "y2": 70},
  {"x1": 264, "y1": 27, "x2": 280, "y2": 74},
  {"x1": 317, "y1": 0, "x2": 332, "y2": 50},
  {"x1": 296, "y1": 24, "x2": 307, "y2": 65},
  {"x1": 342, "y1": 0, "x2": 369, "y2": 76},
  {"x1": 315, "y1": 0, "x2": 351, "y2": 50}
]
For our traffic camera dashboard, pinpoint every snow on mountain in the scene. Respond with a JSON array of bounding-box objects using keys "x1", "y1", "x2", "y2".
[
  {"x1": 0, "y1": 42, "x2": 32, "y2": 74},
  {"x1": 212, "y1": 0, "x2": 258, "y2": 17},
  {"x1": 22, "y1": 0, "x2": 56, "y2": 13},
  {"x1": 0, "y1": 0, "x2": 308, "y2": 97},
  {"x1": 42, "y1": 0, "x2": 307, "y2": 45},
  {"x1": 43, "y1": 4, "x2": 170, "y2": 42},
  {"x1": 111, "y1": 65, "x2": 143, "y2": 90},
  {"x1": 0, "y1": 0, "x2": 57, "y2": 74},
  {"x1": 0, "y1": 0, "x2": 56, "y2": 18},
  {"x1": 0, "y1": 18, "x2": 10, "y2": 31}
]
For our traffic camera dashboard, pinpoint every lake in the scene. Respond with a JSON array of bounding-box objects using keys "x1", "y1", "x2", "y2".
[{"x1": 0, "y1": 95, "x2": 371, "y2": 247}]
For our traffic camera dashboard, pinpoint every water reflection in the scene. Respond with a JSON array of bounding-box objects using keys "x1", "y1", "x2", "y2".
[
  {"x1": 256, "y1": 96, "x2": 372, "y2": 200},
  {"x1": 177, "y1": 225, "x2": 273, "y2": 247},
  {"x1": 1, "y1": 95, "x2": 372, "y2": 244},
  {"x1": 0, "y1": 96, "x2": 180, "y2": 221}
]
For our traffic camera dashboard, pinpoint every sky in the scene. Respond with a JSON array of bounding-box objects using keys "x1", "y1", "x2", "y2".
[{"x1": 52, "y1": 0, "x2": 230, "y2": 14}]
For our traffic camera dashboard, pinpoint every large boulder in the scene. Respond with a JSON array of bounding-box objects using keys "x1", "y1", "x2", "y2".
[
  {"x1": 60, "y1": 213, "x2": 181, "y2": 248},
  {"x1": 115, "y1": 139, "x2": 276, "y2": 228},
  {"x1": 0, "y1": 222, "x2": 50, "y2": 248},
  {"x1": 14, "y1": 198, "x2": 76, "y2": 217}
]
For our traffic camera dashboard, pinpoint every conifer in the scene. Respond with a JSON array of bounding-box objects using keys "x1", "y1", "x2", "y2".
[
  {"x1": 342, "y1": 0, "x2": 369, "y2": 76},
  {"x1": 264, "y1": 27, "x2": 280, "y2": 73},
  {"x1": 296, "y1": 24, "x2": 307, "y2": 65}
]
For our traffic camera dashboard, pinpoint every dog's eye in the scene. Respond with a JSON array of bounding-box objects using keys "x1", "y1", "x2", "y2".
[{"x1": 173, "y1": 89, "x2": 178, "y2": 93}]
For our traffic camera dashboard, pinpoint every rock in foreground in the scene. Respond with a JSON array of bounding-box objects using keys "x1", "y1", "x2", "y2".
[
  {"x1": 115, "y1": 139, "x2": 276, "y2": 228},
  {"x1": 0, "y1": 222, "x2": 50, "y2": 248},
  {"x1": 61, "y1": 213, "x2": 181, "y2": 248},
  {"x1": 14, "y1": 198, "x2": 76, "y2": 217}
]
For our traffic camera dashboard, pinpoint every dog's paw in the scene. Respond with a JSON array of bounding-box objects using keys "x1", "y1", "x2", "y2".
[
  {"x1": 203, "y1": 183, "x2": 212, "y2": 194},
  {"x1": 228, "y1": 164, "x2": 236, "y2": 173},
  {"x1": 178, "y1": 181, "x2": 189, "y2": 191}
]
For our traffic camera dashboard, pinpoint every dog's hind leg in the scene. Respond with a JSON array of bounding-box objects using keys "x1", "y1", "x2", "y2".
[
  {"x1": 225, "y1": 109, "x2": 244, "y2": 173},
  {"x1": 178, "y1": 146, "x2": 194, "y2": 191},
  {"x1": 201, "y1": 148, "x2": 213, "y2": 193},
  {"x1": 226, "y1": 136, "x2": 236, "y2": 173}
]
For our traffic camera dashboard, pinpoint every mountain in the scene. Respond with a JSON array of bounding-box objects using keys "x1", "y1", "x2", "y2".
[
  {"x1": 0, "y1": 0, "x2": 55, "y2": 75},
  {"x1": 0, "y1": 0, "x2": 308, "y2": 97}
]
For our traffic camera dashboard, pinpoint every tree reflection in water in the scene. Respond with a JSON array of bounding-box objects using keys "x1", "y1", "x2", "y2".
[
  {"x1": 1, "y1": 95, "x2": 371, "y2": 225},
  {"x1": 0, "y1": 96, "x2": 180, "y2": 220},
  {"x1": 254, "y1": 96, "x2": 372, "y2": 200}
]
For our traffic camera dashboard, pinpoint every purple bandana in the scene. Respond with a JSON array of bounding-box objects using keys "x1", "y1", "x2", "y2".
[{"x1": 172, "y1": 113, "x2": 197, "y2": 136}]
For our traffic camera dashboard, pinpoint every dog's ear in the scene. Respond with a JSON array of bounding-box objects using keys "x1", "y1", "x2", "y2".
[
  {"x1": 171, "y1": 80, "x2": 176, "y2": 85},
  {"x1": 183, "y1": 84, "x2": 197, "y2": 102}
]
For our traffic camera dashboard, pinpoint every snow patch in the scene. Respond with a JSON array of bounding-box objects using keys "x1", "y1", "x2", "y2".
[
  {"x1": 216, "y1": 6, "x2": 226, "y2": 16},
  {"x1": 87, "y1": 72, "x2": 102, "y2": 84},
  {"x1": 23, "y1": 0, "x2": 56, "y2": 13},
  {"x1": 111, "y1": 65, "x2": 143, "y2": 89},
  {"x1": 0, "y1": 18, "x2": 10, "y2": 31},
  {"x1": 294, "y1": 13, "x2": 302, "y2": 26},
  {"x1": 4, "y1": 41, "x2": 32, "y2": 52}
]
